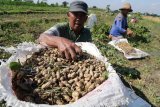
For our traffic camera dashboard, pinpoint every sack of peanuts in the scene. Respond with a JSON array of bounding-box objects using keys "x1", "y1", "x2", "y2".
[
  {"x1": 108, "y1": 39, "x2": 150, "y2": 59},
  {"x1": 0, "y1": 42, "x2": 150, "y2": 107}
]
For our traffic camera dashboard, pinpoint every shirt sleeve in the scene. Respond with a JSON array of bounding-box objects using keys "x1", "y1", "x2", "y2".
[
  {"x1": 115, "y1": 18, "x2": 126, "y2": 34},
  {"x1": 43, "y1": 26, "x2": 60, "y2": 36}
]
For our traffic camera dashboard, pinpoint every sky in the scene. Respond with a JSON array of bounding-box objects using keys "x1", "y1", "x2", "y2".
[{"x1": 33, "y1": 0, "x2": 160, "y2": 15}]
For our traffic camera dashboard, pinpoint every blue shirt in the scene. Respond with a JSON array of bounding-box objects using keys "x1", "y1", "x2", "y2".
[{"x1": 110, "y1": 13, "x2": 128, "y2": 36}]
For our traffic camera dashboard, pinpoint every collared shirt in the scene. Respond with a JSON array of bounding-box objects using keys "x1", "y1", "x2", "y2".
[
  {"x1": 44, "y1": 22, "x2": 92, "y2": 42},
  {"x1": 110, "y1": 13, "x2": 128, "y2": 37}
]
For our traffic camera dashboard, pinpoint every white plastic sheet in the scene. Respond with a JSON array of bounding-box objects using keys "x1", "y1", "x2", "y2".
[
  {"x1": 0, "y1": 42, "x2": 151, "y2": 107},
  {"x1": 108, "y1": 39, "x2": 150, "y2": 59},
  {"x1": 86, "y1": 14, "x2": 97, "y2": 29}
]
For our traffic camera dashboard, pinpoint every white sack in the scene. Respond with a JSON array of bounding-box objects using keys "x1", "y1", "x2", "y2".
[{"x1": 0, "y1": 42, "x2": 151, "y2": 107}]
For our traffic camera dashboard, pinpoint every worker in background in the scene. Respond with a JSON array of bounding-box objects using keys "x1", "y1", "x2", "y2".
[{"x1": 109, "y1": 3, "x2": 133, "y2": 40}]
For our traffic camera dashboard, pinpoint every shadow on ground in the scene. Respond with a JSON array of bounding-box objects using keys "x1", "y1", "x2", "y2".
[
  {"x1": 113, "y1": 64, "x2": 141, "y2": 79},
  {"x1": 113, "y1": 64, "x2": 156, "y2": 107},
  {"x1": 121, "y1": 77, "x2": 156, "y2": 107}
]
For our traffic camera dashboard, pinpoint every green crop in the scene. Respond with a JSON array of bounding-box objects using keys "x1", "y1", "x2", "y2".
[
  {"x1": 9, "y1": 61, "x2": 21, "y2": 71},
  {"x1": 128, "y1": 24, "x2": 151, "y2": 46}
]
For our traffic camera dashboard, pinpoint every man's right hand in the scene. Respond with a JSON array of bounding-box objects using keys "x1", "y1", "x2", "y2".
[
  {"x1": 57, "y1": 37, "x2": 82, "y2": 60},
  {"x1": 38, "y1": 34, "x2": 82, "y2": 60}
]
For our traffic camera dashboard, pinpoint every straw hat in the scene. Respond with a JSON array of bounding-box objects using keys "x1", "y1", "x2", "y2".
[{"x1": 119, "y1": 3, "x2": 133, "y2": 12}]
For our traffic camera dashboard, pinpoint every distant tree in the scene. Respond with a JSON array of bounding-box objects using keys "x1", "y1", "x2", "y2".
[
  {"x1": 23, "y1": 0, "x2": 33, "y2": 2},
  {"x1": 0, "y1": 0, "x2": 12, "y2": 2},
  {"x1": 14, "y1": 0, "x2": 22, "y2": 1},
  {"x1": 93, "y1": 6, "x2": 97, "y2": 8},
  {"x1": 62, "y1": 1, "x2": 68, "y2": 7},
  {"x1": 51, "y1": 3, "x2": 55, "y2": 7},
  {"x1": 106, "y1": 5, "x2": 110, "y2": 13},
  {"x1": 0, "y1": 0, "x2": 10, "y2": 1},
  {"x1": 37, "y1": 0, "x2": 40, "y2": 4},
  {"x1": 55, "y1": 2, "x2": 59, "y2": 6},
  {"x1": 113, "y1": 10, "x2": 119, "y2": 13},
  {"x1": 144, "y1": 12, "x2": 149, "y2": 16},
  {"x1": 151, "y1": 13, "x2": 158, "y2": 17},
  {"x1": 41, "y1": 0, "x2": 47, "y2": 3}
]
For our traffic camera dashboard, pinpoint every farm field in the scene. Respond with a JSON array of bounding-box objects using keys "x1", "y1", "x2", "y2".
[{"x1": 0, "y1": 2, "x2": 160, "y2": 107}]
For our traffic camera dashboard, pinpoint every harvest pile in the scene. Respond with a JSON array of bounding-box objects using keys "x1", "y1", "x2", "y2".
[
  {"x1": 116, "y1": 42, "x2": 136, "y2": 55},
  {"x1": 11, "y1": 48, "x2": 108, "y2": 105}
]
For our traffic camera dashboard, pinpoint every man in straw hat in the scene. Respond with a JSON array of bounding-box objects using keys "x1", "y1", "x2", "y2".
[
  {"x1": 109, "y1": 2, "x2": 133, "y2": 40},
  {"x1": 38, "y1": 1, "x2": 91, "y2": 60}
]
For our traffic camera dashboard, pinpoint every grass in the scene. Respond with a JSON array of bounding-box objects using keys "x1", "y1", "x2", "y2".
[
  {"x1": 0, "y1": 4, "x2": 160, "y2": 107},
  {"x1": 0, "y1": 13, "x2": 66, "y2": 22},
  {"x1": 143, "y1": 16, "x2": 160, "y2": 23},
  {"x1": 0, "y1": 4, "x2": 68, "y2": 13}
]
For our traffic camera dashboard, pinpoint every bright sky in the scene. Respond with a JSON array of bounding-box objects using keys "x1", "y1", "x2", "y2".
[{"x1": 34, "y1": 0, "x2": 160, "y2": 15}]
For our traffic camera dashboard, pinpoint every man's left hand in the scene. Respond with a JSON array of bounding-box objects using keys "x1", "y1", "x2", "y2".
[{"x1": 127, "y1": 29, "x2": 133, "y2": 37}]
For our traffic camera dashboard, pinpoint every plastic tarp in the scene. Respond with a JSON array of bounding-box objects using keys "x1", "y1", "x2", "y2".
[
  {"x1": 108, "y1": 39, "x2": 150, "y2": 59},
  {"x1": 86, "y1": 14, "x2": 97, "y2": 29},
  {"x1": 0, "y1": 42, "x2": 151, "y2": 107}
]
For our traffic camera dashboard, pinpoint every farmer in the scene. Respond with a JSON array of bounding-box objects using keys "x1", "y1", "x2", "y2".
[
  {"x1": 38, "y1": 1, "x2": 91, "y2": 60},
  {"x1": 109, "y1": 3, "x2": 133, "y2": 40}
]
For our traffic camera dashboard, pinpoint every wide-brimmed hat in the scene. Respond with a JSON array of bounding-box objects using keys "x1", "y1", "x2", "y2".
[
  {"x1": 69, "y1": 1, "x2": 88, "y2": 14},
  {"x1": 119, "y1": 3, "x2": 133, "y2": 12}
]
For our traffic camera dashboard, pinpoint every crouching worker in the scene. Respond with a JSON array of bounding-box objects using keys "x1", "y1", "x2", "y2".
[
  {"x1": 109, "y1": 3, "x2": 133, "y2": 40},
  {"x1": 38, "y1": 1, "x2": 91, "y2": 60}
]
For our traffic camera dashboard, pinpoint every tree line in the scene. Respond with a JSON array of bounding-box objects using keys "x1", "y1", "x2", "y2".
[{"x1": 0, "y1": 0, "x2": 69, "y2": 7}]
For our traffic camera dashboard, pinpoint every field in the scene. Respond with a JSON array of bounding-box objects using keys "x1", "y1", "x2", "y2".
[{"x1": 0, "y1": 2, "x2": 160, "y2": 107}]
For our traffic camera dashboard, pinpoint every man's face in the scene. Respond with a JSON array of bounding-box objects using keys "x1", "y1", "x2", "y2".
[
  {"x1": 67, "y1": 12, "x2": 88, "y2": 33},
  {"x1": 122, "y1": 9, "x2": 130, "y2": 15}
]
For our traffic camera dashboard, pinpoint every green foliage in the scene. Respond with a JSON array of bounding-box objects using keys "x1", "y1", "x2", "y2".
[
  {"x1": 133, "y1": 12, "x2": 143, "y2": 20},
  {"x1": 0, "y1": 0, "x2": 67, "y2": 15},
  {"x1": 128, "y1": 24, "x2": 151, "y2": 46},
  {"x1": 62, "y1": 1, "x2": 68, "y2": 7},
  {"x1": 102, "y1": 72, "x2": 108, "y2": 79},
  {"x1": 0, "y1": 15, "x2": 65, "y2": 46},
  {"x1": 0, "y1": 5, "x2": 67, "y2": 14},
  {"x1": 92, "y1": 24, "x2": 110, "y2": 42},
  {"x1": 9, "y1": 61, "x2": 21, "y2": 70},
  {"x1": 0, "y1": 21, "x2": 36, "y2": 45},
  {"x1": 19, "y1": 33, "x2": 35, "y2": 42},
  {"x1": 0, "y1": 0, "x2": 48, "y2": 7},
  {"x1": 0, "y1": 0, "x2": 34, "y2": 6},
  {"x1": 0, "y1": 49, "x2": 11, "y2": 59},
  {"x1": 91, "y1": 23, "x2": 141, "y2": 79},
  {"x1": 94, "y1": 41, "x2": 127, "y2": 66},
  {"x1": 92, "y1": 24, "x2": 127, "y2": 66},
  {"x1": 0, "y1": 21, "x2": 21, "y2": 30},
  {"x1": 113, "y1": 65, "x2": 141, "y2": 79},
  {"x1": 0, "y1": 100, "x2": 6, "y2": 107}
]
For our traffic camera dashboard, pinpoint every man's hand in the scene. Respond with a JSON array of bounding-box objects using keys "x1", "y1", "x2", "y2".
[
  {"x1": 57, "y1": 38, "x2": 82, "y2": 60},
  {"x1": 108, "y1": 34, "x2": 112, "y2": 40},
  {"x1": 38, "y1": 34, "x2": 82, "y2": 60},
  {"x1": 127, "y1": 29, "x2": 133, "y2": 36}
]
